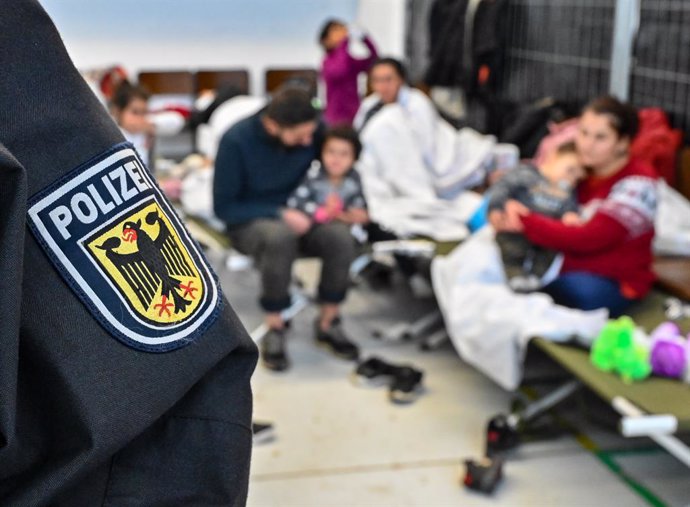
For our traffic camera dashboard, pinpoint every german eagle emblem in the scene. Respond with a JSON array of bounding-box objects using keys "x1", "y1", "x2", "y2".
[
  {"x1": 86, "y1": 203, "x2": 204, "y2": 325},
  {"x1": 29, "y1": 145, "x2": 219, "y2": 351}
]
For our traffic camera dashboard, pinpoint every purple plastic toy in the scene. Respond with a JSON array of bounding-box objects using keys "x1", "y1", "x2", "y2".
[{"x1": 650, "y1": 322, "x2": 687, "y2": 379}]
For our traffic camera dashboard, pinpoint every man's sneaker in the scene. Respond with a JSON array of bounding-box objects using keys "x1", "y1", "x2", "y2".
[
  {"x1": 315, "y1": 317, "x2": 360, "y2": 360},
  {"x1": 260, "y1": 328, "x2": 289, "y2": 371},
  {"x1": 351, "y1": 356, "x2": 399, "y2": 387},
  {"x1": 252, "y1": 421, "x2": 275, "y2": 445},
  {"x1": 388, "y1": 366, "x2": 424, "y2": 404}
]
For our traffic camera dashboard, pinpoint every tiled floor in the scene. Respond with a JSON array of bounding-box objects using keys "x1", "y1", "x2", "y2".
[{"x1": 215, "y1": 256, "x2": 689, "y2": 507}]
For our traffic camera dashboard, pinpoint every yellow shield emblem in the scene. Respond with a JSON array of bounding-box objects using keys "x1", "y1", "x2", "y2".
[{"x1": 86, "y1": 202, "x2": 204, "y2": 325}]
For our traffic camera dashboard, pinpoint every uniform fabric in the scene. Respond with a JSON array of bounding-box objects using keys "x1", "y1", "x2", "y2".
[{"x1": 0, "y1": 2, "x2": 257, "y2": 505}]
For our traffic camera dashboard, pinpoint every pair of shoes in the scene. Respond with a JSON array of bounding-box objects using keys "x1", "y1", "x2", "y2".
[
  {"x1": 251, "y1": 421, "x2": 275, "y2": 445},
  {"x1": 260, "y1": 328, "x2": 289, "y2": 371},
  {"x1": 352, "y1": 356, "x2": 424, "y2": 404},
  {"x1": 315, "y1": 317, "x2": 360, "y2": 360},
  {"x1": 351, "y1": 357, "x2": 399, "y2": 387}
]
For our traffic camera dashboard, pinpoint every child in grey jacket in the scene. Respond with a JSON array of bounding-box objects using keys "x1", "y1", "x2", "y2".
[
  {"x1": 488, "y1": 141, "x2": 585, "y2": 291},
  {"x1": 286, "y1": 126, "x2": 368, "y2": 232}
]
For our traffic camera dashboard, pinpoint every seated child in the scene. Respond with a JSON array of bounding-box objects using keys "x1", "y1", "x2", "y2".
[
  {"x1": 109, "y1": 82, "x2": 155, "y2": 167},
  {"x1": 109, "y1": 82, "x2": 184, "y2": 170},
  {"x1": 488, "y1": 141, "x2": 584, "y2": 291},
  {"x1": 284, "y1": 126, "x2": 369, "y2": 235}
]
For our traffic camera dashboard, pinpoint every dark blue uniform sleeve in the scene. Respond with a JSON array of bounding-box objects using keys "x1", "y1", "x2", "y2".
[{"x1": 0, "y1": 2, "x2": 256, "y2": 505}]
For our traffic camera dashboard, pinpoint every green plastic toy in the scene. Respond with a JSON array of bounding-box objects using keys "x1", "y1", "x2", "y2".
[{"x1": 590, "y1": 316, "x2": 651, "y2": 383}]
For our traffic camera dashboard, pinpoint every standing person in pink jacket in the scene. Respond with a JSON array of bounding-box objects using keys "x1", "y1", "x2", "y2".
[{"x1": 319, "y1": 19, "x2": 378, "y2": 126}]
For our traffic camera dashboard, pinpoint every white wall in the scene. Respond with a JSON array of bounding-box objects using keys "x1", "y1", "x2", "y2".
[
  {"x1": 356, "y1": 0, "x2": 407, "y2": 59},
  {"x1": 41, "y1": 0, "x2": 353, "y2": 94},
  {"x1": 40, "y1": 0, "x2": 407, "y2": 96},
  {"x1": 62, "y1": 39, "x2": 324, "y2": 96}
]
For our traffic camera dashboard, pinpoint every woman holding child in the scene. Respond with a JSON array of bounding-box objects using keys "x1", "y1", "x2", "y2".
[{"x1": 491, "y1": 96, "x2": 658, "y2": 317}]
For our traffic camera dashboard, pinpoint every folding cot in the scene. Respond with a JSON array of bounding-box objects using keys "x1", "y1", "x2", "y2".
[{"x1": 491, "y1": 260, "x2": 690, "y2": 469}]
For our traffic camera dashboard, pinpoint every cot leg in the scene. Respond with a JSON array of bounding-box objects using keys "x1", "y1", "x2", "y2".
[
  {"x1": 419, "y1": 328, "x2": 449, "y2": 351},
  {"x1": 406, "y1": 310, "x2": 443, "y2": 339},
  {"x1": 372, "y1": 322, "x2": 415, "y2": 341},
  {"x1": 613, "y1": 397, "x2": 690, "y2": 468},
  {"x1": 486, "y1": 380, "x2": 582, "y2": 455},
  {"x1": 372, "y1": 310, "x2": 443, "y2": 341},
  {"x1": 349, "y1": 253, "x2": 374, "y2": 280}
]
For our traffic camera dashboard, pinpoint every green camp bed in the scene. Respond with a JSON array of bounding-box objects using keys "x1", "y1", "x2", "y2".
[
  {"x1": 529, "y1": 336, "x2": 690, "y2": 467},
  {"x1": 492, "y1": 288, "x2": 690, "y2": 467},
  {"x1": 534, "y1": 338, "x2": 690, "y2": 433}
]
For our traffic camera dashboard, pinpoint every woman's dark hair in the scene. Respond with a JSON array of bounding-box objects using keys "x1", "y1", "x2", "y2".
[
  {"x1": 318, "y1": 18, "x2": 345, "y2": 47},
  {"x1": 322, "y1": 125, "x2": 362, "y2": 160},
  {"x1": 370, "y1": 57, "x2": 408, "y2": 82},
  {"x1": 264, "y1": 86, "x2": 320, "y2": 127},
  {"x1": 583, "y1": 95, "x2": 639, "y2": 140},
  {"x1": 109, "y1": 81, "x2": 149, "y2": 111}
]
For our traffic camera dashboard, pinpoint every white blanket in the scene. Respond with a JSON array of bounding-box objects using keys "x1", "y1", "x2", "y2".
[
  {"x1": 431, "y1": 227, "x2": 608, "y2": 391},
  {"x1": 356, "y1": 92, "x2": 516, "y2": 241},
  {"x1": 654, "y1": 180, "x2": 690, "y2": 257}
]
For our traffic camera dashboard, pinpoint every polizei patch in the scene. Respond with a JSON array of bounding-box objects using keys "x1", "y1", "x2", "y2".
[{"x1": 27, "y1": 143, "x2": 222, "y2": 352}]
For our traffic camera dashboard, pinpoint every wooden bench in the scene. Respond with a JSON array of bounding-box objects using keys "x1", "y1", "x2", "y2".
[
  {"x1": 137, "y1": 70, "x2": 195, "y2": 95},
  {"x1": 265, "y1": 68, "x2": 318, "y2": 97},
  {"x1": 196, "y1": 69, "x2": 250, "y2": 95}
]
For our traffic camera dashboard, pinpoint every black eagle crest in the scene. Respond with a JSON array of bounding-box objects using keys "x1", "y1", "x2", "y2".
[{"x1": 97, "y1": 210, "x2": 197, "y2": 315}]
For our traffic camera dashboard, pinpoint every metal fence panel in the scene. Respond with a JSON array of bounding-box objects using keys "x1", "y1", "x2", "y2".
[
  {"x1": 500, "y1": 0, "x2": 616, "y2": 106},
  {"x1": 405, "y1": 0, "x2": 689, "y2": 138},
  {"x1": 631, "y1": 0, "x2": 690, "y2": 139}
]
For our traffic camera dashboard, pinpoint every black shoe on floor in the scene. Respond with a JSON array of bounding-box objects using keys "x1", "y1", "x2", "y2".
[
  {"x1": 351, "y1": 356, "x2": 399, "y2": 387},
  {"x1": 261, "y1": 328, "x2": 289, "y2": 371},
  {"x1": 252, "y1": 421, "x2": 276, "y2": 445},
  {"x1": 315, "y1": 317, "x2": 360, "y2": 361},
  {"x1": 389, "y1": 366, "x2": 424, "y2": 404}
]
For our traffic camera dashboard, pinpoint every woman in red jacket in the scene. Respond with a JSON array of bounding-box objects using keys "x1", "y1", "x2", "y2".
[{"x1": 490, "y1": 96, "x2": 657, "y2": 317}]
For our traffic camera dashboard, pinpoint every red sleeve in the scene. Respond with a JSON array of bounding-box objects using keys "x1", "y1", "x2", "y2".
[{"x1": 522, "y1": 212, "x2": 628, "y2": 254}]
